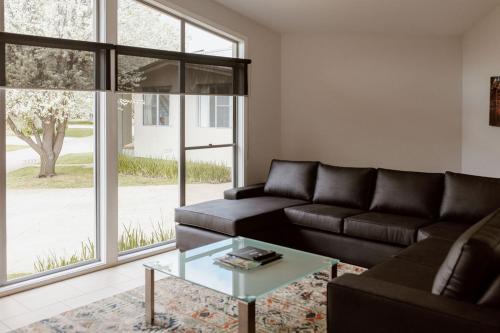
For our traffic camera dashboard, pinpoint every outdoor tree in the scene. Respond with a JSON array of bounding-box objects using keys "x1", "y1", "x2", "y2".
[
  {"x1": 5, "y1": 0, "x2": 180, "y2": 177},
  {"x1": 5, "y1": 0, "x2": 94, "y2": 177}
]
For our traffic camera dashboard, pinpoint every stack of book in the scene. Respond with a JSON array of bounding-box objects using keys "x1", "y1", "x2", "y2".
[{"x1": 214, "y1": 246, "x2": 283, "y2": 270}]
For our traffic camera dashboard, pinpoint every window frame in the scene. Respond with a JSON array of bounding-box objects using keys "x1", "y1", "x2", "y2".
[{"x1": 0, "y1": 0, "x2": 246, "y2": 292}]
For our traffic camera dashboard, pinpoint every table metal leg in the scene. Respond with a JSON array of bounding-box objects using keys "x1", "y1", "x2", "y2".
[
  {"x1": 331, "y1": 262, "x2": 338, "y2": 279},
  {"x1": 238, "y1": 299, "x2": 256, "y2": 333},
  {"x1": 145, "y1": 268, "x2": 155, "y2": 325}
]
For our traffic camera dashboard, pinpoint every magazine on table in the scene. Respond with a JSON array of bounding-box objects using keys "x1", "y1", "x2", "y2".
[{"x1": 213, "y1": 246, "x2": 283, "y2": 270}]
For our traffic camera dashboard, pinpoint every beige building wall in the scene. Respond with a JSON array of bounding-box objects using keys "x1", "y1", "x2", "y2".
[{"x1": 280, "y1": 32, "x2": 463, "y2": 173}]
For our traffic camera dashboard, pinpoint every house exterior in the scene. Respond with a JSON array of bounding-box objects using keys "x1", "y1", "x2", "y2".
[{"x1": 117, "y1": 58, "x2": 236, "y2": 170}]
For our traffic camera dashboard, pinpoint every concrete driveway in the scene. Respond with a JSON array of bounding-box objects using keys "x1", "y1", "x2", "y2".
[{"x1": 7, "y1": 183, "x2": 230, "y2": 276}]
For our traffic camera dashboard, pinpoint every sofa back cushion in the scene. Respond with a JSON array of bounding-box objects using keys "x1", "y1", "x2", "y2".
[
  {"x1": 432, "y1": 209, "x2": 500, "y2": 303},
  {"x1": 313, "y1": 164, "x2": 376, "y2": 209},
  {"x1": 370, "y1": 169, "x2": 444, "y2": 219},
  {"x1": 264, "y1": 160, "x2": 319, "y2": 201},
  {"x1": 440, "y1": 172, "x2": 500, "y2": 224}
]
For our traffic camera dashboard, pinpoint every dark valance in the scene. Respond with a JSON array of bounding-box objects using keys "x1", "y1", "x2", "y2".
[{"x1": 0, "y1": 32, "x2": 250, "y2": 96}]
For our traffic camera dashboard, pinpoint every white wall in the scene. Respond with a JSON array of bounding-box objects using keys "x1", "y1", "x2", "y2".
[
  {"x1": 462, "y1": 5, "x2": 500, "y2": 177},
  {"x1": 156, "y1": 0, "x2": 282, "y2": 183},
  {"x1": 281, "y1": 32, "x2": 463, "y2": 173}
]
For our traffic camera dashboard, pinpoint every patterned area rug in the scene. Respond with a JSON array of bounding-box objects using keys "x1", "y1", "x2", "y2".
[{"x1": 13, "y1": 263, "x2": 365, "y2": 332}]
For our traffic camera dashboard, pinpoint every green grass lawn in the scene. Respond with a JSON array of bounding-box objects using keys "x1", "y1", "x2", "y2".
[
  {"x1": 6, "y1": 153, "x2": 231, "y2": 189},
  {"x1": 66, "y1": 128, "x2": 93, "y2": 137},
  {"x1": 6, "y1": 144, "x2": 28, "y2": 152},
  {"x1": 68, "y1": 120, "x2": 94, "y2": 126}
]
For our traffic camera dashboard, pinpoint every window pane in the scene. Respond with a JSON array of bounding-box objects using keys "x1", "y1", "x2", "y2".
[
  {"x1": 118, "y1": 0, "x2": 180, "y2": 51},
  {"x1": 5, "y1": 44, "x2": 95, "y2": 91},
  {"x1": 217, "y1": 106, "x2": 231, "y2": 128},
  {"x1": 185, "y1": 23, "x2": 236, "y2": 57},
  {"x1": 186, "y1": 147, "x2": 233, "y2": 205},
  {"x1": 5, "y1": 0, "x2": 95, "y2": 41},
  {"x1": 6, "y1": 90, "x2": 97, "y2": 280},
  {"x1": 143, "y1": 95, "x2": 157, "y2": 126},
  {"x1": 158, "y1": 95, "x2": 170, "y2": 126},
  {"x1": 185, "y1": 64, "x2": 233, "y2": 95},
  {"x1": 186, "y1": 95, "x2": 233, "y2": 146},
  {"x1": 117, "y1": 93, "x2": 179, "y2": 254},
  {"x1": 117, "y1": 55, "x2": 180, "y2": 93}
]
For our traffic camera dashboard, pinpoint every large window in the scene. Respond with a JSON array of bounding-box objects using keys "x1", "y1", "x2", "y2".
[{"x1": 0, "y1": 0, "x2": 245, "y2": 286}]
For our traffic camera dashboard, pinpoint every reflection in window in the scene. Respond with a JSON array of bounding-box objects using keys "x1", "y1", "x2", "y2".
[
  {"x1": 143, "y1": 95, "x2": 169, "y2": 126},
  {"x1": 5, "y1": 44, "x2": 95, "y2": 90},
  {"x1": 118, "y1": 0, "x2": 180, "y2": 51},
  {"x1": 185, "y1": 23, "x2": 236, "y2": 57},
  {"x1": 198, "y1": 96, "x2": 232, "y2": 128}
]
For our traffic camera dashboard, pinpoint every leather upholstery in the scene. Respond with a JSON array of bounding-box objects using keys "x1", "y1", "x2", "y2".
[
  {"x1": 370, "y1": 168, "x2": 444, "y2": 219},
  {"x1": 284, "y1": 204, "x2": 363, "y2": 234},
  {"x1": 328, "y1": 274, "x2": 500, "y2": 333},
  {"x1": 312, "y1": 164, "x2": 376, "y2": 209},
  {"x1": 417, "y1": 221, "x2": 470, "y2": 242},
  {"x1": 344, "y1": 212, "x2": 432, "y2": 246},
  {"x1": 440, "y1": 171, "x2": 500, "y2": 223},
  {"x1": 363, "y1": 258, "x2": 438, "y2": 291},
  {"x1": 263, "y1": 160, "x2": 319, "y2": 200},
  {"x1": 395, "y1": 237, "x2": 454, "y2": 268},
  {"x1": 176, "y1": 224, "x2": 230, "y2": 252},
  {"x1": 432, "y1": 209, "x2": 500, "y2": 302},
  {"x1": 479, "y1": 276, "x2": 500, "y2": 307},
  {"x1": 224, "y1": 183, "x2": 265, "y2": 200},
  {"x1": 175, "y1": 196, "x2": 307, "y2": 236}
]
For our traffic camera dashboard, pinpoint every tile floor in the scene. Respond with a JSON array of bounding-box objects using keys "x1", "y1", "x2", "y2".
[{"x1": 0, "y1": 251, "x2": 174, "y2": 332}]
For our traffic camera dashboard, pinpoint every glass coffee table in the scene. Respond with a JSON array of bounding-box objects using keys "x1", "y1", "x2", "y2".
[{"x1": 144, "y1": 237, "x2": 339, "y2": 333}]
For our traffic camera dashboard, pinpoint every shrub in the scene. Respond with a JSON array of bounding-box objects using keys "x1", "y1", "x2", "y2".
[
  {"x1": 34, "y1": 239, "x2": 95, "y2": 273},
  {"x1": 118, "y1": 154, "x2": 231, "y2": 184},
  {"x1": 118, "y1": 220, "x2": 175, "y2": 252},
  {"x1": 32, "y1": 222, "x2": 175, "y2": 274}
]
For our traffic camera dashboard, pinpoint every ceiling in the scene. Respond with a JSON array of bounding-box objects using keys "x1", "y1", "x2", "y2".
[{"x1": 213, "y1": 0, "x2": 500, "y2": 36}]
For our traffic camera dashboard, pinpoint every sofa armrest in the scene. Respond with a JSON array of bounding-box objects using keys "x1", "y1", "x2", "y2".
[
  {"x1": 223, "y1": 183, "x2": 265, "y2": 200},
  {"x1": 328, "y1": 274, "x2": 500, "y2": 333}
]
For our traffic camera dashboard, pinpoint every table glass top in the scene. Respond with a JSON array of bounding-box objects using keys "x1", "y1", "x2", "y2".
[{"x1": 144, "y1": 237, "x2": 338, "y2": 302}]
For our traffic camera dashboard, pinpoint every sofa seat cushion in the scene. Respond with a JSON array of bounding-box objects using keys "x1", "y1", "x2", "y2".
[
  {"x1": 312, "y1": 164, "x2": 376, "y2": 209},
  {"x1": 264, "y1": 160, "x2": 319, "y2": 200},
  {"x1": 175, "y1": 197, "x2": 308, "y2": 236},
  {"x1": 284, "y1": 204, "x2": 364, "y2": 234},
  {"x1": 395, "y1": 237, "x2": 454, "y2": 269},
  {"x1": 344, "y1": 212, "x2": 432, "y2": 246},
  {"x1": 370, "y1": 168, "x2": 444, "y2": 219},
  {"x1": 417, "y1": 222, "x2": 470, "y2": 242},
  {"x1": 363, "y1": 258, "x2": 439, "y2": 291}
]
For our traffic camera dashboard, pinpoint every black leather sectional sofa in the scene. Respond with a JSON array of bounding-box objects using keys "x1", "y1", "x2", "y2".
[{"x1": 175, "y1": 160, "x2": 500, "y2": 332}]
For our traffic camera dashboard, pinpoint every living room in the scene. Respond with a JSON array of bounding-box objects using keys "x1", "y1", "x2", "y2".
[{"x1": 0, "y1": 0, "x2": 499, "y2": 332}]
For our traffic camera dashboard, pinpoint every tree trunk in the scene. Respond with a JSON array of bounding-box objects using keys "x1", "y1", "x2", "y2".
[
  {"x1": 39, "y1": 153, "x2": 56, "y2": 177},
  {"x1": 6, "y1": 114, "x2": 67, "y2": 178}
]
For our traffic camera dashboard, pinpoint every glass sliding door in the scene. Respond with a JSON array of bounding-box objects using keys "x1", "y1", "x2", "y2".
[{"x1": 3, "y1": 0, "x2": 98, "y2": 281}]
